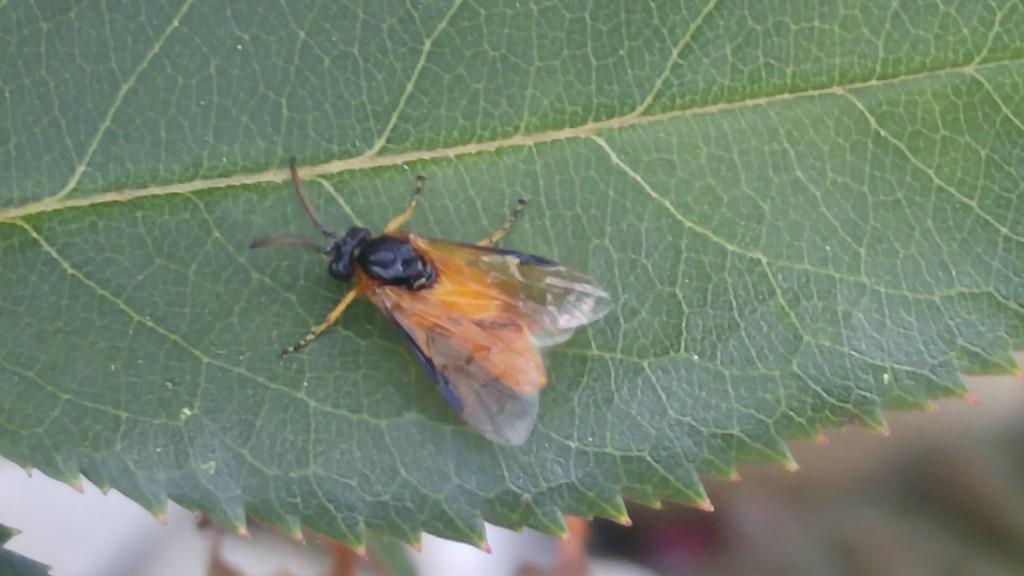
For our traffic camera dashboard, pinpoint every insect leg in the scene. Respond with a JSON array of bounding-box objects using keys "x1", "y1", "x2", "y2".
[
  {"x1": 476, "y1": 198, "x2": 527, "y2": 247},
  {"x1": 281, "y1": 288, "x2": 359, "y2": 355},
  {"x1": 383, "y1": 175, "x2": 427, "y2": 233}
]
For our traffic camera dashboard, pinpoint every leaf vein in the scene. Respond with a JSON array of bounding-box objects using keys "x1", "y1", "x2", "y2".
[
  {"x1": 4, "y1": 61, "x2": 1021, "y2": 222},
  {"x1": 363, "y1": 0, "x2": 467, "y2": 157},
  {"x1": 842, "y1": 88, "x2": 1024, "y2": 243},
  {"x1": 11, "y1": 219, "x2": 368, "y2": 421},
  {"x1": 51, "y1": 0, "x2": 198, "y2": 203},
  {"x1": 632, "y1": 0, "x2": 723, "y2": 117}
]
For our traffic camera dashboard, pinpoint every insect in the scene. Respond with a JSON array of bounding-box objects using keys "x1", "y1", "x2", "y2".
[{"x1": 250, "y1": 157, "x2": 613, "y2": 445}]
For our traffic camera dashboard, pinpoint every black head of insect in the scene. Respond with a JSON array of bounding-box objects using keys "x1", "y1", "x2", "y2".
[{"x1": 249, "y1": 157, "x2": 436, "y2": 291}]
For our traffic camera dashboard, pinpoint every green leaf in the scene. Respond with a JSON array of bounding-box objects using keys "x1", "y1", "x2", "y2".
[
  {"x1": 1, "y1": 0, "x2": 1022, "y2": 551},
  {"x1": 0, "y1": 524, "x2": 50, "y2": 576}
]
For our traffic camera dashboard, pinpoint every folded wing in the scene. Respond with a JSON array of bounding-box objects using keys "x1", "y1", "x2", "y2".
[{"x1": 357, "y1": 235, "x2": 613, "y2": 445}]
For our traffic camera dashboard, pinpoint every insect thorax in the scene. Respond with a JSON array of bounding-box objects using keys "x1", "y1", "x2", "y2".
[{"x1": 356, "y1": 235, "x2": 436, "y2": 290}]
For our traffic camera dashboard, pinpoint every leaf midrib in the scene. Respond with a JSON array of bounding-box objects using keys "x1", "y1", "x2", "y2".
[{"x1": 0, "y1": 58, "x2": 1013, "y2": 223}]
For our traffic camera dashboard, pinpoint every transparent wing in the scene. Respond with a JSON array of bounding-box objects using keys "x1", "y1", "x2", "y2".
[
  {"x1": 410, "y1": 236, "x2": 614, "y2": 346},
  {"x1": 423, "y1": 330, "x2": 539, "y2": 446},
  {"x1": 365, "y1": 282, "x2": 543, "y2": 446}
]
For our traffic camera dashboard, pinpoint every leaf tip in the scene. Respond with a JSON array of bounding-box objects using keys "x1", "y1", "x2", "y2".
[
  {"x1": 594, "y1": 495, "x2": 631, "y2": 528},
  {"x1": 698, "y1": 498, "x2": 715, "y2": 512},
  {"x1": 764, "y1": 436, "x2": 800, "y2": 471},
  {"x1": 727, "y1": 470, "x2": 742, "y2": 482},
  {"x1": 852, "y1": 405, "x2": 889, "y2": 435},
  {"x1": 961, "y1": 392, "x2": 978, "y2": 405},
  {"x1": 389, "y1": 530, "x2": 422, "y2": 549},
  {"x1": 46, "y1": 469, "x2": 82, "y2": 492},
  {"x1": 459, "y1": 520, "x2": 490, "y2": 551},
  {"x1": 145, "y1": 498, "x2": 169, "y2": 521},
  {"x1": 548, "y1": 523, "x2": 569, "y2": 540},
  {"x1": 814, "y1": 433, "x2": 829, "y2": 445},
  {"x1": 877, "y1": 423, "x2": 892, "y2": 437}
]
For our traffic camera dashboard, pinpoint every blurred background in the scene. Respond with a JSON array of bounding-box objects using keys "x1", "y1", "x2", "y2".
[{"x1": 2, "y1": 352, "x2": 1022, "y2": 576}]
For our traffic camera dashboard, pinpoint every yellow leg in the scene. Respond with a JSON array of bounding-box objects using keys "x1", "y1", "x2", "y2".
[
  {"x1": 477, "y1": 198, "x2": 527, "y2": 246},
  {"x1": 281, "y1": 289, "x2": 359, "y2": 355},
  {"x1": 383, "y1": 176, "x2": 427, "y2": 233}
]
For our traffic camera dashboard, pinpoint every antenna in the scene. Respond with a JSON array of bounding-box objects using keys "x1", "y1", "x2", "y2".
[{"x1": 248, "y1": 156, "x2": 335, "y2": 253}]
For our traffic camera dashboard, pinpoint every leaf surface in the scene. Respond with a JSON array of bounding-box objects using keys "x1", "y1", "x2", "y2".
[{"x1": 1, "y1": 0, "x2": 1022, "y2": 547}]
